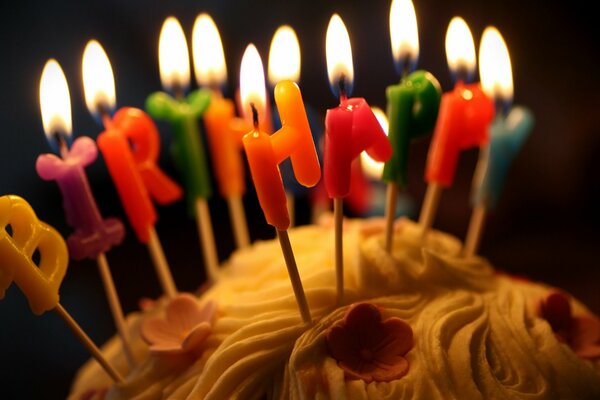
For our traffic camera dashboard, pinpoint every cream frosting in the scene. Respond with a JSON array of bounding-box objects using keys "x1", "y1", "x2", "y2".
[{"x1": 68, "y1": 217, "x2": 600, "y2": 400}]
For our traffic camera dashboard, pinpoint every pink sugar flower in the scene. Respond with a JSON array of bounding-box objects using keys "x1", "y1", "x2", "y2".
[
  {"x1": 141, "y1": 294, "x2": 216, "y2": 355},
  {"x1": 539, "y1": 291, "x2": 600, "y2": 360},
  {"x1": 326, "y1": 303, "x2": 414, "y2": 383}
]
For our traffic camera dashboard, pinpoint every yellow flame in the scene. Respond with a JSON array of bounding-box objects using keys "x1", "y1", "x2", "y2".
[
  {"x1": 326, "y1": 14, "x2": 353, "y2": 90},
  {"x1": 40, "y1": 59, "x2": 72, "y2": 138},
  {"x1": 159, "y1": 16, "x2": 190, "y2": 92},
  {"x1": 192, "y1": 13, "x2": 227, "y2": 88},
  {"x1": 82, "y1": 40, "x2": 116, "y2": 116},
  {"x1": 389, "y1": 0, "x2": 419, "y2": 64},
  {"x1": 445, "y1": 17, "x2": 476, "y2": 76},
  {"x1": 479, "y1": 26, "x2": 513, "y2": 102},
  {"x1": 268, "y1": 25, "x2": 301, "y2": 86},
  {"x1": 240, "y1": 44, "x2": 267, "y2": 121},
  {"x1": 360, "y1": 107, "x2": 389, "y2": 179}
]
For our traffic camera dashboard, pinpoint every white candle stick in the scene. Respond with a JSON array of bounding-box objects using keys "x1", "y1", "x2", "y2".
[
  {"x1": 147, "y1": 227, "x2": 178, "y2": 298},
  {"x1": 96, "y1": 253, "x2": 135, "y2": 367}
]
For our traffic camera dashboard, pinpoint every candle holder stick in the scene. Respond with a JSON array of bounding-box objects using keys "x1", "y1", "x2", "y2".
[
  {"x1": 463, "y1": 205, "x2": 486, "y2": 256},
  {"x1": 54, "y1": 303, "x2": 124, "y2": 383},
  {"x1": 286, "y1": 191, "x2": 295, "y2": 228},
  {"x1": 147, "y1": 227, "x2": 178, "y2": 298},
  {"x1": 195, "y1": 198, "x2": 220, "y2": 282},
  {"x1": 227, "y1": 196, "x2": 250, "y2": 249},
  {"x1": 418, "y1": 183, "x2": 442, "y2": 239},
  {"x1": 96, "y1": 253, "x2": 135, "y2": 367},
  {"x1": 333, "y1": 198, "x2": 344, "y2": 304},
  {"x1": 384, "y1": 182, "x2": 399, "y2": 251},
  {"x1": 276, "y1": 229, "x2": 312, "y2": 324}
]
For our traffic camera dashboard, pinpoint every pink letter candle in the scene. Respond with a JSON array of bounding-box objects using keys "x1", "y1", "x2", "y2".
[{"x1": 36, "y1": 137, "x2": 124, "y2": 260}]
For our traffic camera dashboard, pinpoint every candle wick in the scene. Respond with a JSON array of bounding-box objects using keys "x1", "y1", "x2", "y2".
[
  {"x1": 495, "y1": 98, "x2": 511, "y2": 119},
  {"x1": 173, "y1": 82, "x2": 185, "y2": 101},
  {"x1": 250, "y1": 103, "x2": 259, "y2": 129},
  {"x1": 338, "y1": 75, "x2": 347, "y2": 102},
  {"x1": 97, "y1": 103, "x2": 112, "y2": 129},
  {"x1": 55, "y1": 133, "x2": 69, "y2": 159}
]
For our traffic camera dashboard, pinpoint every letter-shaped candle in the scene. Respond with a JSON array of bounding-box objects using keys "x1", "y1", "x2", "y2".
[
  {"x1": 0, "y1": 195, "x2": 68, "y2": 315},
  {"x1": 192, "y1": 13, "x2": 252, "y2": 249},
  {"x1": 83, "y1": 40, "x2": 180, "y2": 298},
  {"x1": 244, "y1": 81, "x2": 320, "y2": 229},
  {"x1": 146, "y1": 16, "x2": 213, "y2": 212},
  {"x1": 36, "y1": 59, "x2": 125, "y2": 260},
  {"x1": 241, "y1": 44, "x2": 317, "y2": 323},
  {"x1": 146, "y1": 17, "x2": 221, "y2": 281},
  {"x1": 419, "y1": 18, "x2": 494, "y2": 236},
  {"x1": 464, "y1": 27, "x2": 535, "y2": 256},
  {"x1": 324, "y1": 14, "x2": 392, "y2": 304}
]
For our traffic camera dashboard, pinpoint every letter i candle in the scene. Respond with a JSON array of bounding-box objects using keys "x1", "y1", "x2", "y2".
[
  {"x1": 145, "y1": 17, "x2": 220, "y2": 282},
  {"x1": 0, "y1": 195, "x2": 123, "y2": 383},
  {"x1": 241, "y1": 44, "x2": 320, "y2": 324},
  {"x1": 382, "y1": 0, "x2": 441, "y2": 251},
  {"x1": 420, "y1": 17, "x2": 495, "y2": 238},
  {"x1": 36, "y1": 59, "x2": 135, "y2": 366},
  {"x1": 324, "y1": 14, "x2": 392, "y2": 304},
  {"x1": 82, "y1": 40, "x2": 182, "y2": 299},
  {"x1": 464, "y1": 27, "x2": 534, "y2": 256},
  {"x1": 191, "y1": 13, "x2": 252, "y2": 250}
]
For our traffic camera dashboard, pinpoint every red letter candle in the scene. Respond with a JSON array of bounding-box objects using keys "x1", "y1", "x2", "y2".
[
  {"x1": 419, "y1": 18, "x2": 494, "y2": 236},
  {"x1": 324, "y1": 14, "x2": 392, "y2": 304},
  {"x1": 82, "y1": 40, "x2": 180, "y2": 299}
]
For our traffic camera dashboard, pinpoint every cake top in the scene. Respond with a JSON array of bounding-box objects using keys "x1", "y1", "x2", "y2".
[{"x1": 68, "y1": 217, "x2": 600, "y2": 400}]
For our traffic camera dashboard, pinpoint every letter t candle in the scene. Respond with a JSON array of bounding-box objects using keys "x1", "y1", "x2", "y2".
[
  {"x1": 324, "y1": 15, "x2": 392, "y2": 304},
  {"x1": 146, "y1": 16, "x2": 220, "y2": 282}
]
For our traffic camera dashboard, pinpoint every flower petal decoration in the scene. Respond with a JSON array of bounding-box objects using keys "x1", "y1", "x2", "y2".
[
  {"x1": 141, "y1": 293, "x2": 216, "y2": 355},
  {"x1": 538, "y1": 291, "x2": 600, "y2": 360},
  {"x1": 326, "y1": 302, "x2": 413, "y2": 383}
]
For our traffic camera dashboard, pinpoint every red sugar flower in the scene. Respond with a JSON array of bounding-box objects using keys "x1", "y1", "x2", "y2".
[
  {"x1": 141, "y1": 294, "x2": 216, "y2": 355},
  {"x1": 326, "y1": 303, "x2": 413, "y2": 383},
  {"x1": 539, "y1": 291, "x2": 600, "y2": 360}
]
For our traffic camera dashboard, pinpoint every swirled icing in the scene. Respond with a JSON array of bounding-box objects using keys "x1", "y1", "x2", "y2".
[{"x1": 68, "y1": 217, "x2": 600, "y2": 400}]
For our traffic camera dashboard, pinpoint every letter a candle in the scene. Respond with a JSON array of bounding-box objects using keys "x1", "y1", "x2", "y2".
[
  {"x1": 324, "y1": 14, "x2": 392, "y2": 303},
  {"x1": 382, "y1": 0, "x2": 441, "y2": 251},
  {"x1": 145, "y1": 17, "x2": 220, "y2": 282},
  {"x1": 241, "y1": 44, "x2": 320, "y2": 324},
  {"x1": 464, "y1": 27, "x2": 534, "y2": 256},
  {"x1": 82, "y1": 40, "x2": 182, "y2": 299},
  {"x1": 36, "y1": 59, "x2": 135, "y2": 366},
  {"x1": 420, "y1": 17, "x2": 495, "y2": 238},
  {"x1": 0, "y1": 195, "x2": 123, "y2": 383}
]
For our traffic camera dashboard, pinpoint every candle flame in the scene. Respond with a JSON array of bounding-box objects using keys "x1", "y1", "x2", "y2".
[
  {"x1": 389, "y1": 0, "x2": 419, "y2": 75},
  {"x1": 159, "y1": 16, "x2": 191, "y2": 93},
  {"x1": 240, "y1": 44, "x2": 267, "y2": 122},
  {"x1": 82, "y1": 40, "x2": 116, "y2": 117},
  {"x1": 268, "y1": 25, "x2": 301, "y2": 86},
  {"x1": 326, "y1": 14, "x2": 354, "y2": 98},
  {"x1": 192, "y1": 13, "x2": 227, "y2": 88},
  {"x1": 479, "y1": 26, "x2": 513, "y2": 105},
  {"x1": 40, "y1": 59, "x2": 72, "y2": 140},
  {"x1": 360, "y1": 107, "x2": 389, "y2": 179},
  {"x1": 445, "y1": 17, "x2": 476, "y2": 83}
]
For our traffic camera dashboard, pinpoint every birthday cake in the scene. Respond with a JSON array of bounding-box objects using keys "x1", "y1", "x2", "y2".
[{"x1": 67, "y1": 216, "x2": 600, "y2": 400}]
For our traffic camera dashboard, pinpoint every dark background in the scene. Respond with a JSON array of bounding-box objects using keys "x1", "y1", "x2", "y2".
[{"x1": 1, "y1": 0, "x2": 598, "y2": 398}]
